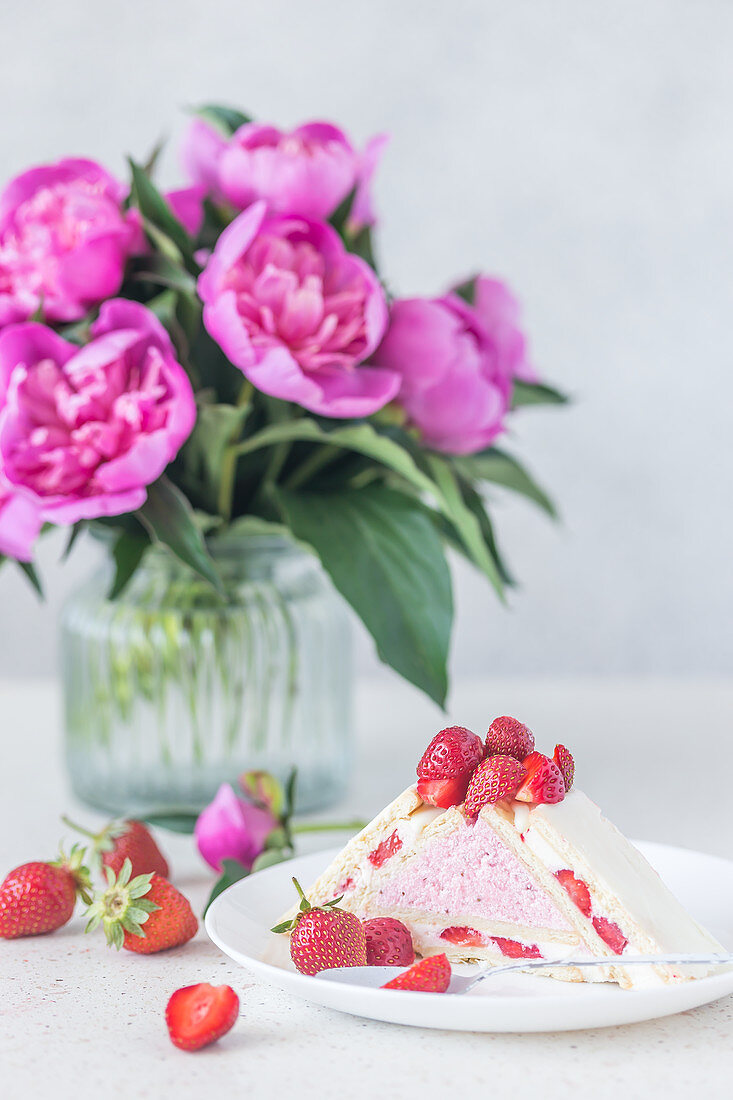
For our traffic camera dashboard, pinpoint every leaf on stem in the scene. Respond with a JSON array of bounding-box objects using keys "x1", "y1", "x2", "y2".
[
  {"x1": 108, "y1": 530, "x2": 149, "y2": 600},
  {"x1": 204, "y1": 859, "x2": 250, "y2": 916},
  {"x1": 128, "y1": 159, "x2": 197, "y2": 271},
  {"x1": 191, "y1": 103, "x2": 253, "y2": 136},
  {"x1": 453, "y1": 448, "x2": 557, "y2": 518},
  {"x1": 277, "y1": 486, "x2": 452, "y2": 707},
  {"x1": 511, "y1": 380, "x2": 569, "y2": 408},
  {"x1": 138, "y1": 476, "x2": 224, "y2": 594}
]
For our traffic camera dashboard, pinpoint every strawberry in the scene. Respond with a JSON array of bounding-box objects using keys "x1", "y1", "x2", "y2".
[
  {"x1": 440, "y1": 925, "x2": 484, "y2": 947},
  {"x1": 63, "y1": 815, "x2": 169, "y2": 879},
  {"x1": 416, "y1": 726, "x2": 483, "y2": 808},
  {"x1": 464, "y1": 755, "x2": 526, "y2": 814},
  {"x1": 271, "y1": 878, "x2": 367, "y2": 975},
  {"x1": 382, "y1": 953, "x2": 451, "y2": 992},
  {"x1": 553, "y1": 744, "x2": 575, "y2": 792},
  {"x1": 166, "y1": 983, "x2": 239, "y2": 1052},
  {"x1": 417, "y1": 776, "x2": 472, "y2": 809},
  {"x1": 485, "y1": 716, "x2": 535, "y2": 761},
  {"x1": 491, "y1": 936, "x2": 542, "y2": 959},
  {"x1": 364, "y1": 917, "x2": 415, "y2": 966},
  {"x1": 515, "y1": 751, "x2": 566, "y2": 805},
  {"x1": 592, "y1": 917, "x2": 628, "y2": 955},
  {"x1": 0, "y1": 846, "x2": 92, "y2": 938},
  {"x1": 555, "y1": 869, "x2": 591, "y2": 917},
  {"x1": 368, "y1": 830, "x2": 403, "y2": 868},
  {"x1": 84, "y1": 859, "x2": 197, "y2": 953}
]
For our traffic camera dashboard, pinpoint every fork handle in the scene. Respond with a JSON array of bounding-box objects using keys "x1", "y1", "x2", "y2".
[{"x1": 469, "y1": 951, "x2": 733, "y2": 986}]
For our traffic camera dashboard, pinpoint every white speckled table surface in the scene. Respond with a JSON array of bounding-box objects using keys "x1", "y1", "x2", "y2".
[{"x1": 2, "y1": 676, "x2": 733, "y2": 1098}]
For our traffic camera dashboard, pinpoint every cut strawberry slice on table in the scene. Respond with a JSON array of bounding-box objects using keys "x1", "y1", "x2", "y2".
[{"x1": 165, "y1": 982, "x2": 239, "y2": 1051}]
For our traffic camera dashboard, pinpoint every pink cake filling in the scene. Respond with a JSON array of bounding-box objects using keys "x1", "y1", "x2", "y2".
[{"x1": 375, "y1": 816, "x2": 572, "y2": 930}]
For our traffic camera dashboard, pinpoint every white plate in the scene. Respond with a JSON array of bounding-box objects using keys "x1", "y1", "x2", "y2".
[{"x1": 204, "y1": 840, "x2": 733, "y2": 1032}]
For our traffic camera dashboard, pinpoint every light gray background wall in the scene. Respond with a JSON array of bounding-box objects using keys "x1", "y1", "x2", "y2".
[{"x1": 0, "y1": 0, "x2": 731, "y2": 685}]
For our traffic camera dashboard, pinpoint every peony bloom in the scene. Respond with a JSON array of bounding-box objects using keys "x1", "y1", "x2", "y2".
[
  {"x1": 0, "y1": 158, "x2": 140, "y2": 326},
  {"x1": 182, "y1": 118, "x2": 386, "y2": 223},
  {"x1": 0, "y1": 300, "x2": 196, "y2": 525},
  {"x1": 0, "y1": 480, "x2": 42, "y2": 561},
  {"x1": 373, "y1": 295, "x2": 512, "y2": 455},
  {"x1": 470, "y1": 276, "x2": 537, "y2": 384},
  {"x1": 194, "y1": 783, "x2": 278, "y2": 872},
  {"x1": 198, "y1": 201, "x2": 398, "y2": 417},
  {"x1": 166, "y1": 185, "x2": 207, "y2": 238}
]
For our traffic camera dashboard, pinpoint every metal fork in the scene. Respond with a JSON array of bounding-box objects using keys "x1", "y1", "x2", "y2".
[{"x1": 319, "y1": 952, "x2": 733, "y2": 993}]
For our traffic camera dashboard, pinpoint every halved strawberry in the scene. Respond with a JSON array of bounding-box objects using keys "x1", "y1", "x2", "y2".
[
  {"x1": 514, "y1": 752, "x2": 566, "y2": 805},
  {"x1": 553, "y1": 744, "x2": 575, "y2": 791},
  {"x1": 440, "y1": 925, "x2": 485, "y2": 948},
  {"x1": 464, "y1": 755, "x2": 526, "y2": 814},
  {"x1": 555, "y1": 869, "x2": 591, "y2": 917},
  {"x1": 592, "y1": 917, "x2": 628, "y2": 955},
  {"x1": 417, "y1": 775, "x2": 472, "y2": 809},
  {"x1": 491, "y1": 936, "x2": 542, "y2": 959},
  {"x1": 485, "y1": 716, "x2": 535, "y2": 761},
  {"x1": 382, "y1": 953, "x2": 451, "y2": 992},
  {"x1": 165, "y1": 982, "x2": 239, "y2": 1051}
]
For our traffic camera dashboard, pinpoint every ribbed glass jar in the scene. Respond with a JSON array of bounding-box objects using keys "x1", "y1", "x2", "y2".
[{"x1": 60, "y1": 536, "x2": 352, "y2": 814}]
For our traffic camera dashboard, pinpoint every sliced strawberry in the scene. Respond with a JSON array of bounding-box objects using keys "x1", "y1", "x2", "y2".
[
  {"x1": 417, "y1": 726, "x2": 483, "y2": 780},
  {"x1": 555, "y1": 869, "x2": 591, "y2": 917},
  {"x1": 165, "y1": 982, "x2": 239, "y2": 1051},
  {"x1": 592, "y1": 917, "x2": 628, "y2": 954},
  {"x1": 382, "y1": 953, "x2": 451, "y2": 992},
  {"x1": 485, "y1": 716, "x2": 535, "y2": 761},
  {"x1": 417, "y1": 775, "x2": 471, "y2": 808},
  {"x1": 464, "y1": 755, "x2": 526, "y2": 814},
  {"x1": 440, "y1": 925, "x2": 485, "y2": 947},
  {"x1": 553, "y1": 744, "x2": 575, "y2": 791},
  {"x1": 491, "y1": 936, "x2": 542, "y2": 959},
  {"x1": 514, "y1": 751, "x2": 566, "y2": 805},
  {"x1": 368, "y1": 830, "x2": 403, "y2": 869}
]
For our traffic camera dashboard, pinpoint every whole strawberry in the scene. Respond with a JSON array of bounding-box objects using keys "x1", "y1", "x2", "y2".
[
  {"x1": 271, "y1": 878, "x2": 367, "y2": 975},
  {"x1": 363, "y1": 917, "x2": 415, "y2": 966},
  {"x1": 84, "y1": 859, "x2": 197, "y2": 953},
  {"x1": 416, "y1": 726, "x2": 484, "y2": 808},
  {"x1": 0, "y1": 846, "x2": 92, "y2": 939},
  {"x1": 485, "y1": 716, "x2": 535, "y2": 761},
  {"x1": 464, "y1": 754, "x2": 527, "y2": 815},
  {"x1": 63, "y1": 815, "x2": 169, "y2": 879},
  {"x1": 382, "y1": 952, "x2": 452, "y2": 992}
]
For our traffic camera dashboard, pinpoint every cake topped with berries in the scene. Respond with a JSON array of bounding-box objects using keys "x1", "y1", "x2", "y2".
[{"x1": 296, "y1": 717, "x2": 724, "y2": 989}]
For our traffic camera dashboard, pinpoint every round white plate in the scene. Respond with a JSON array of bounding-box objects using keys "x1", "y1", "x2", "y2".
[{"x1": 204, "y1": 840, "x2": 733, "y2": 1031}]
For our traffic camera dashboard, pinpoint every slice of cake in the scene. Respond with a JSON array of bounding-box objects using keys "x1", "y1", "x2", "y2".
[{"x1": 295, "y1": 719, "x2": 724, "y2": 989}]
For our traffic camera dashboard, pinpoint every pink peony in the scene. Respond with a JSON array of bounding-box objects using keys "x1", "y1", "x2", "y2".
[
  {"x1": 0, "y1": 158, "x2": 140, "y2": 326},
  {"x1": 0, "y1": 480, "x2": 42, "y2": 561},
  {"x1": 198, "y1": 201, "x2": 397, "y2": 417},
  {"x1": 194, "y1": 783, "x2": 278, "y2": 872},
  {"x1": 182, "y1": 118, "x2": 386, "y2": 223},
  {"x1": 470, "y1": 276, "x2": 537, "y2": 384},
  {"x1": 373, "y1": 295, "x2": 513, "y2": 454},
  {"x1": 0, "y1": 300, "x2": 196, "y2": 525}
]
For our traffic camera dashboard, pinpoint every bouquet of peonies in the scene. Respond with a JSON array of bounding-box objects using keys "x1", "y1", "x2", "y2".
[{"x1": 0, "y1": 105, "x2": 565, "y2": 704}]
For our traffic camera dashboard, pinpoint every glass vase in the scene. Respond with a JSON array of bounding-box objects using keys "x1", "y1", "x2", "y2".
[{"x1": 60, "y1": 535, "x2": 352, "y2": 814}]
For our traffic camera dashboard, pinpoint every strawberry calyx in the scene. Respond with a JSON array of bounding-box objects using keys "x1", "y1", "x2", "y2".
[
  {"x1": 83, "y1": 857, "x2": 159, "y2": 950},
  {"x1": 51, "y1": 844, "x2": 93, "y2": 906},
  {"x1": 62, "y1": 814, "x2": 129, "y2": 863},
  {"x1": 270, "y1": 877, "x2": 344, "y2": 935}
]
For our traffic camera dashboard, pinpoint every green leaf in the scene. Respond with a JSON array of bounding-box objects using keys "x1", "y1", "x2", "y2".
[
  {"x1": 424, "y1": 455, "x2": 505, "y2": 599},
  {"x1": 204, "y1": 859, "x2": 250, "y2": 917},
  {"x1": 192, "y1": 103, "x2": 252, "y2": 136},
  {"x1": 187, "y1": 402, "x2": 251, "y2": 496},
  {"x1": 348, "y1": 224, "x2": 377, "y2": 268},
  {"x1": 128, "y1": 159, "x2": 196, "y2": 270},
  {"x1": 140, "y1": 809, "x2": 200, "y2": 834},
  {"x1": 278, "y1": 487, "x2": 452, "y2": 706},
  {"x1": 61, "y1": 522, "x2": 85, "y2": 562},
  {"x1": 137, "y1": 476, "x2": 224, "y2": 594},
  {"x1": 449, "y1": 483, "x2": 515, "y2": 587},
  {"x1": 328, "y1": 186, "x2": 357, "y2": 235},
  {"x1": 17, "y1": 560, "x2": 44, "y2": 598},
  {"x1": 108, "y1": 531, "x2": 148, "y2": 600},
  {"x1": 511, "y1": 380, "x2": 568, "y2": 408},
  {"x1": 251, "y1": 848, "x2": 291, "y2": 873},
  {"x1": 219, "y1": 515, "x2": 291, "y2": 542},
  {"x1": 453, "y1": 448, "x2": 557, "y2": 518},
  {"x1": 451, "y1": 276, "x2": 477, "y2": 305}
]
